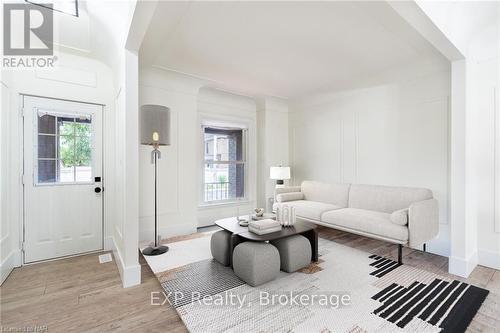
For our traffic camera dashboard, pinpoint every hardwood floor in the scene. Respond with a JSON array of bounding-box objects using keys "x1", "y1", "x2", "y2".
[
  {"x1": 0, "y1": 251, "x2": 187, "y2": 333},
  {"x1": 1, "y1": 227, "x2": 499, "y2": 332}
]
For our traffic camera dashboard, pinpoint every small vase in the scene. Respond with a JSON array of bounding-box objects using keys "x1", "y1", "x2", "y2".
[
  {"x1": 282, "y1": 205, "x2": 290, "y2": 226},
  {"x1": 277, "y1": 204, "x2": 296, "y2": 227}
]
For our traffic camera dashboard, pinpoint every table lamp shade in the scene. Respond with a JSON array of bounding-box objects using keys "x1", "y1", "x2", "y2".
[
  {"x1": 140, "y1": 104, "x2": 171, "y2": 146},
  {"x1": 270, "y1": 166, "x2": 291, "y2": 180}
]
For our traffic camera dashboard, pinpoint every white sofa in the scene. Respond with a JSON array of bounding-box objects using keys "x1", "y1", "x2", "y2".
[{"x1": 273, "y1": 181, "x2": 439, "y2": 262}]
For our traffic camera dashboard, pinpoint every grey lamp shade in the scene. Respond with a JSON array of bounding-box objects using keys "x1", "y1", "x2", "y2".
[{"x1": 140, "y1": 104, "x2": 171, "y2": 146}]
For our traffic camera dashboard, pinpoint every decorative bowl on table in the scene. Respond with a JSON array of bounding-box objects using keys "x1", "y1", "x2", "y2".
[{"x1": 252, "y1": 213, "x2": 276, "y2": 221}]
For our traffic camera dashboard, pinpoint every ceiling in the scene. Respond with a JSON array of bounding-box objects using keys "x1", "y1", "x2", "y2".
[
  {"x1": 140, "y1": 1, "x2": 448, "y2": 99},
  {"x1": 38, "y1": 0, "x2": 131, "y2": 72}
]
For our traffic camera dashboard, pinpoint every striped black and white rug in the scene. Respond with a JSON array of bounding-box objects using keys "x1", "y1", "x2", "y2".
[{"x1": 144, "y1": 235, "x2": 489, "y2": 333}]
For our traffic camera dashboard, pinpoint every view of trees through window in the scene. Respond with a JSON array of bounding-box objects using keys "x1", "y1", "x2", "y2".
[{"x1": 59, "y1": 121, "x2": 92, "y2": 167}]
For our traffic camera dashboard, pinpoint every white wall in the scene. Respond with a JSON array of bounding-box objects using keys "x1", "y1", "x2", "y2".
[
  {"x1": 257, "y1": 98, "x2": 290, "y2": 212},
  {"x1": 0, "y1": 0, "x2": 142, "y2": 287},
  {"x1": 469, "y1": 24, "x2": 500, "y2": 270},
  {"x1": 471, "y1": 54, "x2": 500, "y2": 269},
  {"x1": 0, "y1": 52, "x2": 115, "y2": 284},
  {"x1": 139, "y1": 68, "x2": 200, "y2": 240},
  {"x1": 197, "y1": 87, "x2": 258, "y2": 227},
  {"x1": 113, "y1": 49, "x2": 141, "y2": 287},
  {"x1": 289, "y1": 68, "x2": 451, "y2": 256},
  {"x1": 139, "y1": 67, "x2": 261, "y2": 236},
  {"x1": 0, "y1": 77, "x2": 19, "y2": 284},
  {"x1": 415, "y1": 1, "x2": 500, "y2": 272}
]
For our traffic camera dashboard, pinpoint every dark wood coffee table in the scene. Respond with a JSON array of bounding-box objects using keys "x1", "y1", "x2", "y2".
[{"x1": 215, "y1": 216, "x2": 318, "y2": 267}]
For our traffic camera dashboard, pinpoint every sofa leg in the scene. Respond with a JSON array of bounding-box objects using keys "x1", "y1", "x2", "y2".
[{"x1": 398, "y1": 244, "x2": 403, "y2": 264}]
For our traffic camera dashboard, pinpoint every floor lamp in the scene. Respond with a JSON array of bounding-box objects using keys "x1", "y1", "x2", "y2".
[{"x1": 140, "y1": 104, "x2": 170, "y2": 256}]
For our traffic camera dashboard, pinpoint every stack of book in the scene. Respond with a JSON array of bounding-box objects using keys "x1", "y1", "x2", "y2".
[{"x1": 248, "y1": 219, "x2": 282, "y2": 235}]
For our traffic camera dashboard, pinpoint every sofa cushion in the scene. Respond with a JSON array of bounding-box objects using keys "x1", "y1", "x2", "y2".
[
  {"x1": 321, "y1": 208, "x2": 408, "y2": 242},
  {"x1": 276, "y1": 192, "x2": 304, "y2": 202},
  {"x1": 301, "y1": 181, "x2": 350, "y2": 207},
  {"x1": 348, "y1": 184, "x2": 433, "y2": 213},
  {"x1": 274, "y1": 200, "x2": 341, "y2": 221},
  {"x1": 390, "y1": 208, "x2": 409, "y2": 226}
]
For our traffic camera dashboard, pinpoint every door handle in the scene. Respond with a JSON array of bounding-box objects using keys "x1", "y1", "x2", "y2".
[{"x1": 94, "y1": 187, "x2": 102, "y2": 193}]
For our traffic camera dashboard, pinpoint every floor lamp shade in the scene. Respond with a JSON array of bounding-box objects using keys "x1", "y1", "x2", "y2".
[{"x1": 140, "y1": 105, "x2": 171, "y2": 146}]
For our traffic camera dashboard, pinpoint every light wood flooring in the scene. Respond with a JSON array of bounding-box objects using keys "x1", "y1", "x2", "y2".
[{"x1": 1, "y1": 226, "x2": 499, "y2": 332}]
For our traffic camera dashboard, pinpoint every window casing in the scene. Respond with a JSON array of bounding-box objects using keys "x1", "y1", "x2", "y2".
[{"x1": 202, "y1": 125, "x2": 246, "y2": 204}]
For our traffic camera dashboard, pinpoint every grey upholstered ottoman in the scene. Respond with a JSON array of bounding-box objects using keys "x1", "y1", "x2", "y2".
[
  {"x1": 210, "y1": 230, "x2": 232, "y2": 266},
  {"x1": 271, "y1": 235, "x2": 311, "y2": 272},
  {"x1": 232, "y1": 242, "x2": 280, "y2": 287}
]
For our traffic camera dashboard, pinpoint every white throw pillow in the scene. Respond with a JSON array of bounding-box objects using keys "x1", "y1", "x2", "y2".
[
  {"x1": 390, "y1": 208, "x2": 409, "y2": 225},
  {"x1": 276, "y1": 192, "x2": 304, "y2": 203}
]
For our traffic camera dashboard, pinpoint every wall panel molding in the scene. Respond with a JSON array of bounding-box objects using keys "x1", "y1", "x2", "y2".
[
  {"x1": 340, "y1": 119, "x2": 344, "y2": 183},
  {"x1": 159, "y1": 107, "x2": 180, "y2": 215},
  {"x1": 354, "y1": 111, "x2": 359, "y2": 183},
  {"x1": 444, "y1": 96, "x2": 451, "y2": 225},
  {"x1": 494, "y1": 87, "x2": 500, "y2": 233},
  {"x1": 36, "y1": 66, "x2": 97, "y2": 87}
]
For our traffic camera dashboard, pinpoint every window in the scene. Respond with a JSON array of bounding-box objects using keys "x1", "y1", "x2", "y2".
[
  {"x1": 203, "y1": 126, "x2": 246, "y2": 203},
  {"x1": 36, "y1": 110, "x2": 92, "y2": 184},
  {"x1": 26, "y1": 0, "x2": 79, "y2": 17}
]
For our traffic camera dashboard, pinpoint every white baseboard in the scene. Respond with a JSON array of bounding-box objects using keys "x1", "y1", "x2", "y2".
[
  {"x1": 0, "y1": 249, "x2": 22, "y2": 285},
  {"x1": 478, "y1": 248, "x2": 500, "y2": 270},
  {"x1": 110, "y1": 237, "x2": 141, "y2": 288},
  {"x1": 140, "y1": 223, "x2": 197, "y2": 243},
  {"x1": 449, "y1": 251, "x2": 478, "y2": 278},
  {"x1": 425, "y1": 238, "x2": 450, "y2": 257}
]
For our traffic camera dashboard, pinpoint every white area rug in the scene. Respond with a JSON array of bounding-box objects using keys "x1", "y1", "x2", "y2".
[
  {"x1": 143, "y1": 235, "x2": 213, "y2": 274},
  {"x1": 142, "y1": 234, "x2": 488, "y2": 333}
]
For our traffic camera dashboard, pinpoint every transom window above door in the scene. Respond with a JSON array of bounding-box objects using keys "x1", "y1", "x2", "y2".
[{"x1": 36, "y1": 110, "x2": 93, "y2": 184}]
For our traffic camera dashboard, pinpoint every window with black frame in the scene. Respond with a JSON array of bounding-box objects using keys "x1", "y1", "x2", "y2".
[
  {"x1": 26, "y1": 0, "x2": 79, "y2": 17},
  {"x1": 203, "y1": 126, "x2": 245, "y2": 203}
]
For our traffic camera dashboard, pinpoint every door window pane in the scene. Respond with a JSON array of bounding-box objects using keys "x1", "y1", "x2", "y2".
[
  {"x1": 75, "y1": 117, "x2": 92, "y2": 136},
  {"x1": 75, "y1": 165, "x2": 92, "y2": 182},
  {"x1": 58, "y1": 117, "x2": 75, "y2": 136},
  {"x1": 58, "y1": 162, "x2": 75, "y2": 183},
  {"x1": 38, "y1": 160, "x2": 56, "y2": 183},
  {"x1": 38, "y1": 135, "x2": 56, "y2": 158},
  {"x1": 59, "y1": 135, "x2": 74, "y2": 167},
  {"x1": 75, "y1": 136, "x2": 92, "y2": 166},
  {"x1": 38, "y1": 114, "x2": 56, "y2": 134},
  {"x1": 36, "y1": 110, "x2": 93, "y2": 184}
]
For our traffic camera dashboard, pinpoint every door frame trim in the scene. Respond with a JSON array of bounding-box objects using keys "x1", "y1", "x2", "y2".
[{"x1": 21, "y1": 94, "x2": 106, "y2": 264}]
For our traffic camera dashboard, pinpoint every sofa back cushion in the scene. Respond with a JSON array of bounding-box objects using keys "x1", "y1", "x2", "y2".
[
  {"x1": 348, "y1": 184, "x2": 433, "y2": 213},
  {"x1": 301, "y1": 181, "x2": 350, "y2": 207}
]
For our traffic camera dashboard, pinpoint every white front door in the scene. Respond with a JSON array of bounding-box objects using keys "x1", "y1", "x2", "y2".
[{"x1": 23, "y1": 96, "x2": 103, "y2": 263}]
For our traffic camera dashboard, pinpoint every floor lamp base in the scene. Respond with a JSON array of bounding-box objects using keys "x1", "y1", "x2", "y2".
[{"x1": 142, "y1": 245, "x2": 169, "y2": 256}]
